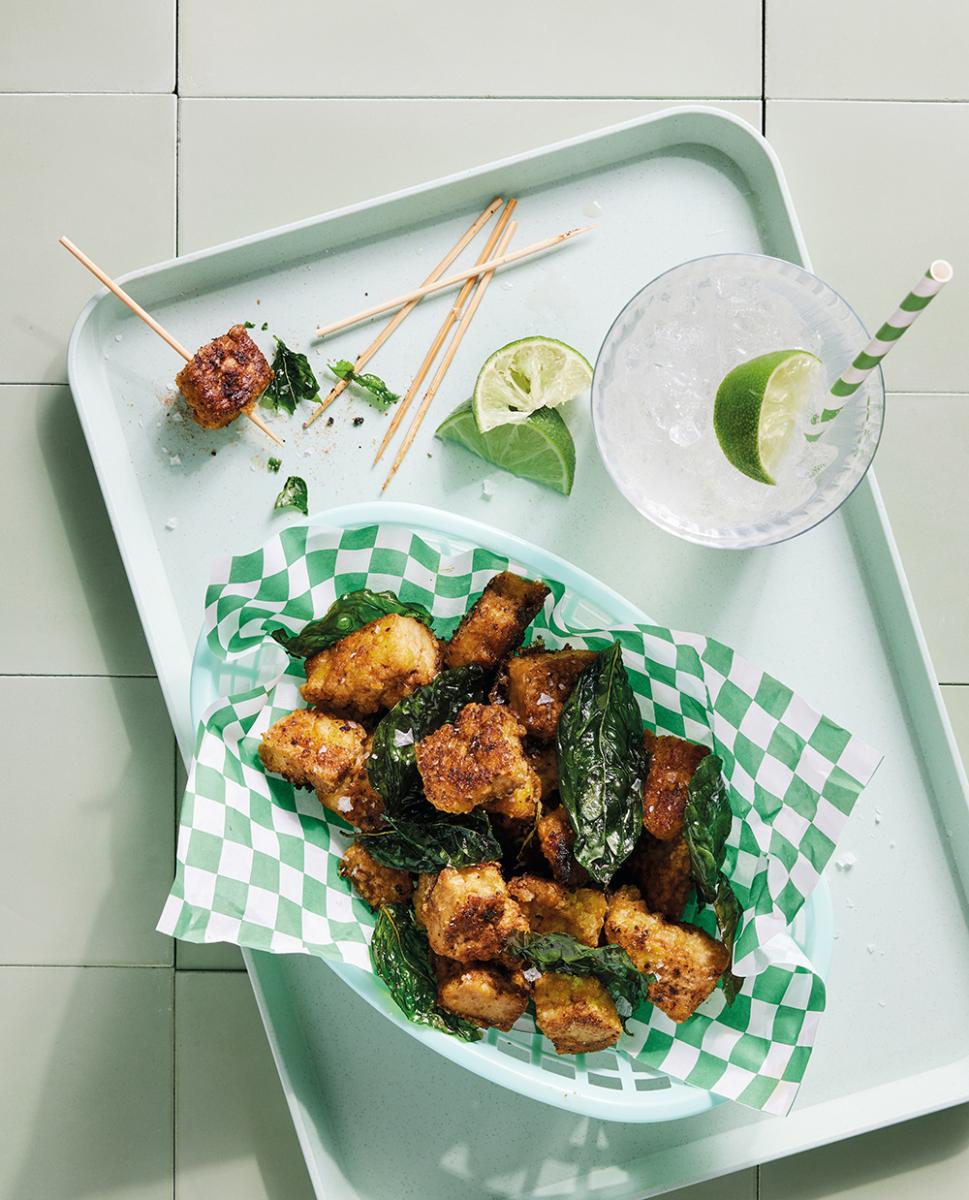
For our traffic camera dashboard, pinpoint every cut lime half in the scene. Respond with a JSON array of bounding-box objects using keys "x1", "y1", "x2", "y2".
[
  {"x1": 436, "y1": 399, "x2": 575, "y2": 495},
  {"x1": 473, "y1": 336, "x2": 592, "y2": 433},
  {"x1": 713, "y1": 349, "x2": 821, "y2": 485}
]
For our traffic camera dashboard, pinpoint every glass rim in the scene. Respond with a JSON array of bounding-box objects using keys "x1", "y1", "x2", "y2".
[{"x1": 590, "y1": 252, "x2": 885, "y2": 551}]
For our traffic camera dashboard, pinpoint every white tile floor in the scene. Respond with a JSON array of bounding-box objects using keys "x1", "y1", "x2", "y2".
[{"x1": 3, "y1": 3, "x2": 968, "y2": 1197}]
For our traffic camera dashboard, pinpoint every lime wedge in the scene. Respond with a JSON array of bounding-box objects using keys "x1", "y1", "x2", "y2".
[
  {"x1": 473, "y1": 336, "x2": 592, "y2": 433},
  {"x1": 436, "y1": 399, "x2": 575, "y2": 495},
  {"x1": 713, "y1": 349, "x2": 821, "y2": 485}
]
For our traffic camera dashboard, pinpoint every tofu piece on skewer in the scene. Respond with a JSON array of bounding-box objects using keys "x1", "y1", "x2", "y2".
[
  {"x1": 414, "y1": 703, "x2": 540, "y2": 816},
  {"x1": 536, "y1": 806, "x2": 588, "y2": 887},
  {"x1": 301, "y1": 614, "x2": 442, "y2": 719},
  {"x1": 641, "y1": 731, "x2": 710, "y2": 842},
  {"x1": 444, "y1": 572, "x2": 550, "y2": 672},
  {"x1": 605, "y1": 885, "x2": 729, "y2": 1023},
  {"x1": 175, "y1": 324, "x2": 273, "y2": 429},
  {"x1": 413, "y1": 864, "x2": 528, "y2": 964},
  {"x1": 258, "y1": 708, "x2": 384, "y2": 831},
  {"x1": 505, "y1": 648, "x2": 598, "y2": 741},
  {"x1": 508, "y1": 874, "x2": 606, "y2": 947},
  {"x1": 433, "y1": 957, "x2": 530, "y2": 1031},
  {"x1": 533, "y1": 974, "x2": 622, "y2": 1054},
  {"x1": 338, "y1": 841, "x2": 412, "y2": 908}
]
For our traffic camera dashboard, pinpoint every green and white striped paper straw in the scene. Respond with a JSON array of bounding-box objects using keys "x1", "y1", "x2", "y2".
[{"x1": 811, "y1": 260, "x2": 952, "y2": 433}]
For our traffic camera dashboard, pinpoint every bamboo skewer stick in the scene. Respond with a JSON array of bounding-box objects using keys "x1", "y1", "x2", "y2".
[
  {"x1": 381, "y1": 220, "x2": 517, "y2": 493},
  {"x1": 59, "y1": 236, "x2": 283, "y2": 447},
  {"x1": 373, "y1": 198, "x2": 517, "y2": 466},
  {"x1": 302, "y1": 196, "x2": 503, "y2": 430},
  {"x1": 316, "y1": 225, "x2": 592, "y2": 339}
]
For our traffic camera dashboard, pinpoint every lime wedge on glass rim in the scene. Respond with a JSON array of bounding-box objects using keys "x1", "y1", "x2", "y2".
[
  {"x1": 436, "y1": 399, "x2": 575, "y2": 495},
  {"x1": 472, "y1": 336, "x2": 592, "y2": 433},
  {"x1": 713, "y1": 349, "x2": 821, "y2": 485}
]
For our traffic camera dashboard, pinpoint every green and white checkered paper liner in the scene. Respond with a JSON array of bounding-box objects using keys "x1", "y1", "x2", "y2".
[{"x1": 158, "y1": 522, "x2": 882, "y2": 1115}]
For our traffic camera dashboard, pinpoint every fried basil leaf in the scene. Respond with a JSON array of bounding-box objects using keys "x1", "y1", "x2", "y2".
[
  {"x1": 265, "y1": 337, "x2": 320, "y2": 414},
  {"x1": 507, "y1": 931, "x2": 652, "y2": 1028},
  {"x1": 683, "y1": 754, "x2": 732, "y2": 903},
  {"x1": 683, "y1": 753, "x2": 744, "y2": 1002},
  {"x1": 359, "y1": 809, "x2": 501, "y2": 873},
  {"x1": 556, "y1": 642, "x2": 646, "y2": 883},
  {"x1": 329, "y1": 360, "x2": 400, "y2": 411},
  {"x1": 370, "y1": 904, "x2": 481, "y2": 1041},
  {"x1": 273, "y1": 475, "x2": 308, "y2": 516},
  {"x1": 267, "y1": 456, "x2": 281, "y2": 473},
  {"x1": 270, "y1": 589, "x2": 434, "y2": 659},
  {"x1": 367, "y1": 665, "x2": 488, "y2": 813}
]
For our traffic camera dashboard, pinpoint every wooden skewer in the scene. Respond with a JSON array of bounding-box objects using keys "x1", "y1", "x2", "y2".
[
  {"x1": 316, "y1": 225, "x2": 592, "y2": 339},
  {"x1": 373, "y1": 199, "x2": 517, "y2": 466},
  {"x1": 59, "y1": 236, "x2": 283, "y2": 447},
  {"x1": 381, "y1": 220, "x2": 517, "y2": 493},
  {"x1": 303, "y1": 196, "x2": 503, "y2": 430}
]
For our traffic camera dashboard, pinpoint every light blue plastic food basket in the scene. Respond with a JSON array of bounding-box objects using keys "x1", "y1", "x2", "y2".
[{"x1": 190, "y1": 502, "x2": 833, "y2": 1123}]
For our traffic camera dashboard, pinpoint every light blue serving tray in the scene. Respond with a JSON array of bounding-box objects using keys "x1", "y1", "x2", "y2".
[
  {"x1": 190, "y1": 500, "x2": 834, "y2": 1125},
  {"x1": 67, "y1": 107, "x2": 969, "y2": 1198}
]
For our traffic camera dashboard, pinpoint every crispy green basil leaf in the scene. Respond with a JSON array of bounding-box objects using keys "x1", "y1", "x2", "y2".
[
  {"x1": 273, "y1": 475, "x2": 308, "y2": 516},
  {"x1": 270, "y1": 589, "x2": 434, "y2": 659},
  {"x1": 329, "y1": 360, "x2": 400, "y2": 411},
  {"x1": 367, "y1": 665, "x2": 488, "y2": 813},
  {"x1": 370, "y1": 904, "x2": 481, "y2": 1041},
  {"x1": 507, "y1": 931, "x2": 652, "y2": 1028},
  {"x1": 714, "y1": 876, "x2": 743, "y2": 1002},
  {"x1": 683, "y1": 754, "x2": 732, "y2": 903},
  {"x1": 265, "y1": 337, "x2": 320, "y2": 414},
  {"x1": 360, "y1": 809, "x2": 500, "y2": 873},
  {"x1": 556, "y1": 642, "x2": 645, "y2": 884}
]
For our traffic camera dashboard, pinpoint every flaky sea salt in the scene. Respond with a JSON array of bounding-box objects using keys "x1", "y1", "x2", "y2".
[
  {"x1": 522, "y1": 966, "x2": 542, "y2": 983},
  {"x1": 393, "y1": 728, "x2": 414, "y2": 748},
  {"x1": 835, "y1": 852, "x2": 857, "y2": 871},
  {"x1": 481, "y1": 478, "x2": 496, "y2": 499},
  {"x1": 164, "y1": 517, "x2": 178, "y2": 531},
  {"x1": 337, "y1": 796, "x2": 353, "y2": 813}
]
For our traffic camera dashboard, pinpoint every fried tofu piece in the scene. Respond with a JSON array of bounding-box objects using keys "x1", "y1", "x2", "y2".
[
  {"x1": 533, "y1": 973, "x2": 622, "y2": 1054},
  {"x1": 506, "y1": 648, "x2": 598, "y2": 741},
  {"x1": 642, "y1": 733, "x2": 710, "y2": 842},
  {"x1": 258, "y1": 708, "x2": 383, "y2": 830},
  {"x1": 415, "y1": 703, "x2": 540, "y2": 816},
  {"x1": 525, "y1": 742, "x2": 559, "y2": 801},
  {"x1": 175, "y1": 324, "x2": 273, "y2": 430},
  {"x1": 412, "y1": 863, "x2": 528, "y2": 963},
  {"x1": 338, "y1": 841, "x2": 412, "y2": 908},
  {"x1": 433, "y1": 957, "x2": 529, "y2": 1031},
  {"x1": 508, "y1": 874, "x2": 606, "y2": 947},
  {"x1": 536, "y1": 806, "x2": 588, "y2": 887},
  {"x1": 444, "y1": 572, "x2": 550, "y2": 672},
  {"x1": 629, "y1": 833, "x2": 693, "y2": 920},
  {"x1": 301, "y1": 614, "x2": 442, "y2": 719},
  {"x1": 605, "y1": 886, "x2": 729, "y2": 1023}
]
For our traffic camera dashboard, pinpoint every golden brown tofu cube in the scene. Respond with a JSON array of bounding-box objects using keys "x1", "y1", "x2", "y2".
[
  {"x1": 175, "y1": 324, "x2": 273, "y2": 430},
  {"x1": 338, "y1": 841, "x2": 412, "y2": 908},
  {"x1": 415, "y1": 703, "x2": 540, "y2": 816},
  {"x1": 630, "y1": 833, "x2": 693, "y2": 920},
  {"x1": 506, "y1": 648, "x2": 598, "y2": 741},
  {"x1": 258, "y1": 708, "x2": 383, "y2": 830},
  {"x1": 525, "y1": 742, "x2": 559, "y2": 801},
  {"x1": 433, "y1": 957, "x2": 529, "y2": 1031},
  {"x1": 300, "y1": 614, "x2": 442, "y2": 719},
  {"x1": 533, "y1": 973, "x2": 622, "y2": 1054},
  {"x1": 642, "y1": 733, "x2": 710, "y2": 842},
  {"x1": 412, "y1": 863, "x2": 528, "y2": 963},
  {"x1": 605, "y1": 886, "x2": 729, "y2": 1023},
  {"x1": 536, "y1": 806, "x2": 588, "y2": 887},
  {"x1": 444, "y1": 572, "x2": 550, "y2": 672},
  {"x1": 508, "y1": 874, "x2": 606, "y2": 947}
]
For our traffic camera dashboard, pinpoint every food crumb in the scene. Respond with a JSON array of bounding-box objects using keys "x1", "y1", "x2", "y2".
[
  {"x1": 164, "y1": 517, "x2": 178, "y2": 531},
  {"x1": 835, "y1": 852, "x2": 857, "y2": 872},
  {"x1": 326, "y1": 417, "x2": 334, "y2": 427},
  {"x1": 169, "y1": 454, "x2": 181, "y2": 466},
  {"x1": 481, "y1": 478, "x2": 495, "y2": 499},
  {"x1": 874, "y1": 809, "x2": 882, "y2": 824},
  {"x1": 866, "y1": 943, "x2": 876, "y2": 955},
  {"x1": 210, "y1": 449, "x2": 217, "y2": 457},
  {"x1": 352, "y1": 416, "x2": 364, "y2": 427}
]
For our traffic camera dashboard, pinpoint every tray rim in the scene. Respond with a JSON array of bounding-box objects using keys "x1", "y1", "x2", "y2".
[
  {"x1": 63, "y1": 102, "x2": 969, "y2": 1195},
  {"x1": 189, "y1": 499, "x2": 834, "y2": 1125}
]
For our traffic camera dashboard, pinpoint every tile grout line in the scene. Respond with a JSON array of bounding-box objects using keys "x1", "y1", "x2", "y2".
[
  {"x1": 172, "y1": 5, "x2": 180, "y2": 1193},
  {"x1": 760, "y1": 0, "x2": 767, "y2": 137}
]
